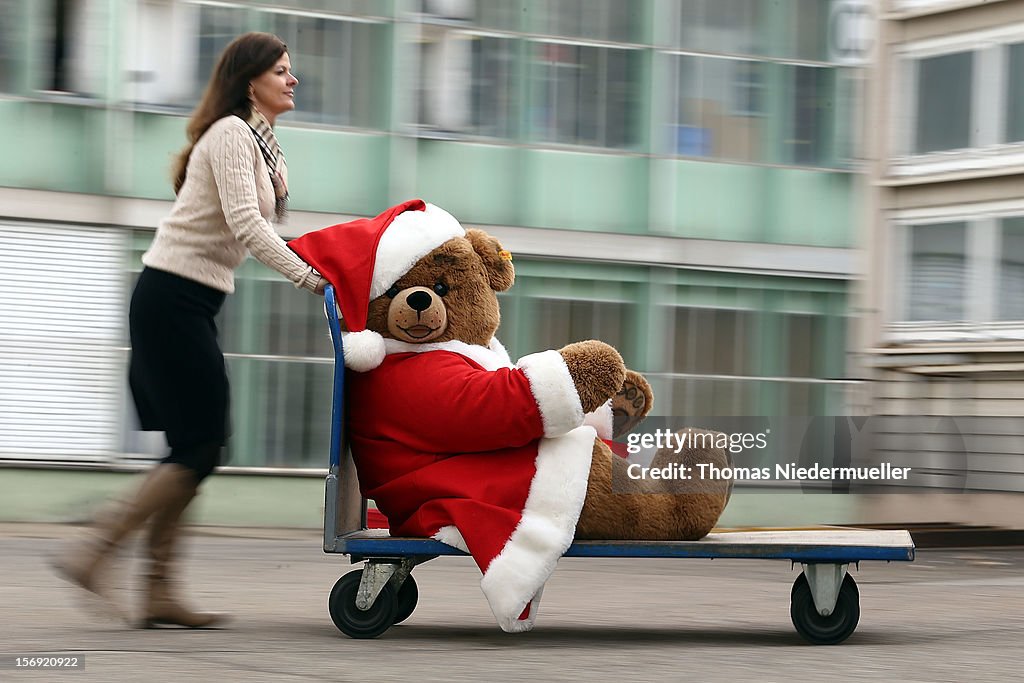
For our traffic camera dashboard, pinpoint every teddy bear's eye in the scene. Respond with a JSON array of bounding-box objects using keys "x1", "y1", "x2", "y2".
[
  {"x1": 385, "y1": 285, "x2": 401, "y2": 298},
  {"x1": 433, "y1": 282, "x2": 449, "y2": 296}
]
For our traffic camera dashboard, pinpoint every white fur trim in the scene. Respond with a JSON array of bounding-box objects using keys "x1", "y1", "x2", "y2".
[
  {"x1": 487, "y1": 337, "x2": 512, "y2": 366},
  {"x1": 382, "y1": 337, "x2": 513, "y2": 371},
  {"x1": 343, "y1": 330, "x2": 387, "y2": 371},
  {"x1": 371, "y1": 203, "x2": 465, "y2": 299},
  {"x1": 583, "y1": 400, "x2": 614, "y2": 440},
  {"x1": 502, "y1": 587, "x2": 545, "y2": 634},
  {"x1": 432, "y1": 525, "x2": 470, "y2": 553},
  {"x1": 479, "y1": 426, "x2": 595, "y2": 633},
  {"x1": 517, "y1": 350, "x2": 585, "y2": 437}
]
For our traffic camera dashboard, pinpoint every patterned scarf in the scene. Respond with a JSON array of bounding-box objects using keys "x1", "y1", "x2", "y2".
[{"x1": 245, "y1": 108, "x2": 289, "y2": 222}]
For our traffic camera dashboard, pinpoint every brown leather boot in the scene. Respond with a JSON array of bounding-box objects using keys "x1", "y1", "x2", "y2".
[
  {"x1": 53, "y1": 464, "x2": 194, "y2": 621},
  {"x1": 140, "y1": 467, "x2": 227, "y2": 628}
]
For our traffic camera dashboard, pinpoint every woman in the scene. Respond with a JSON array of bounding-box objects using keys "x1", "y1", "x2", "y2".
[{"x1": 54, "y1": 33, "x2": 324, "y2": 628}]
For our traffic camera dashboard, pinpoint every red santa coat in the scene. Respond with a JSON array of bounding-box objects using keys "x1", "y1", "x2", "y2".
[{"x1": 346, "y1": 337, "x2": 611, "y2": 632}]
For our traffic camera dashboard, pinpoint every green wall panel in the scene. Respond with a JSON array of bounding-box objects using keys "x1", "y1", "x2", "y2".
[
  {"x1": 767, "y1": 168, "x2": 856, "y2": 248},
  {"x1": 2, "y1": 102, "x2": 857, "y2": 250},
  {"x1": 117, "y1": 112, "x2": 393, "y2": 213},
  {"x1": 0, "y1": 101, "x2": 107, "y2": 193},
  {"x1": 277, "y1": 127, "x2": 391, "y2": 215},
  {"x1": 125, "y1": 112, "x2": 187, "y2": 200},
  {"x1": 520, "y1": 149, "x2": 649, "y2": 233},
  {"x1": 412, "y1": 141, "x2": 524, "y2": 226},
  {"x1": 652, "y1": 159, "x2": 854, "y2": 246},
  {"x1": 651, "y1": 159, "x2": 765, "y2": 241}
]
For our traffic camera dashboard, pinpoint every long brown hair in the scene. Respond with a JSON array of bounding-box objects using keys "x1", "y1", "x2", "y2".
[{"x1": 172, "y1": 32, "x2": 288, "y2": 193}]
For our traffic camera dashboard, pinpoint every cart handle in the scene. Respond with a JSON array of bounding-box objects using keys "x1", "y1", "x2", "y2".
[{"x1": 324, "y1": 285, "x2": 344, "y2": 470}]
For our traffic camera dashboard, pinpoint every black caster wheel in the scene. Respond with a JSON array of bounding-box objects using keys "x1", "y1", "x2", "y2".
[
  {"x1": 790, "y1": 572, "x2": 860, "y2": 645},
  {"x1": 393, "y1": 574, "x2": 419, "y2": 625},
  {"x1": 329, "y1": 569, "x2": 398, "y2": 639}
]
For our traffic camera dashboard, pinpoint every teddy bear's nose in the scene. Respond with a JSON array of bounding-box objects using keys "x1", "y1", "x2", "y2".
[{"x1": 406, "y1": 290, "x2": 433, "y2": 312}]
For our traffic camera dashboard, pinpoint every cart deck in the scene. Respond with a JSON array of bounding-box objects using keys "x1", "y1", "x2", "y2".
[
  {"x1": 330, "y1": 527, "x2": 914, "y2": 563},
  {"x1": 319, "y1": 286, "x2": 915, "y2": 643}
]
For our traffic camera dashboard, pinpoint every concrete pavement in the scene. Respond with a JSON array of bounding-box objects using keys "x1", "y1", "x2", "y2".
[{"x1": 1, "y1": 524, "x2": 1022, "y2": 682}]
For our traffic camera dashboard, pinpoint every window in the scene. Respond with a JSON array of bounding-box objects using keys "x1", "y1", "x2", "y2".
[
  {"x1": 890, "y1": 211, "x2": 1024, "y2": 338},
  {"x1": 124, "y1": 232, "x2": 333, "y2": 468},
  {"x1": 788, "y1": 0, "x2": 830, "y2": 62},
  {"x1": 267, "y1": 13, "x2": 387, "y2": 127},
  {"x1": 414, "y1": 0, "x2": 643, "y2": 145},
  {"x1": 47, "y1": 0, "x2": 73, "y2": 92},
  {"x1": 416, "y1": 30, "x2": 517, "y2": 137},
  {"x1": 219, "y1": 273, "x2": 333, "y2": 358},
  {"x1": 677, "y1": 0, "x2": 763, "y2": 56},
  {"x1": 782, "y1": 313, "x2": 832, "y2": 416},
  {"x1": 1006, "y1": 43, "x2": 1024, "y2": 143},
  {"x1": 127, "y1": 3, "x2": 386, "y2": 128},
  {"x1": 531, "y1": 42, "x2": 640, "y2": 148},
  {"x1": 787, "y1": 64, "x2": 836, "y2": 166},
  {"x1": 890, "y1": 0, "x2": 964, "y2": 12},
  {"x1": 670, "y1": 56, "x2": 843, "y2": 167},
  {"x1": 469, "y1": 36, "x2": 517, "y2": 137},
  {"x1": 669, "y1": 306, "x2": 756, "y2": 415},
  {"x1": 785, "y1": 313, "x2": 829, "y2": 379},
  {"x1": 907, "y1": 222, "x2": 967, "y2": 322},
  {"x1": 129, "y1": 1, "x2": 247, "y2": 108},
  {"x1": 37, "y1": 0, "x2": 104, "y2": 96},
  {"x1": 419, "y1": 0, "x2": 521, "y2": 30},
  {"x1": 672, "y1": 307, "x2": 755, "y2": 376},
  {"x1": 536, "y1": 0, "x2": 641, "y2": 43},
  {"x1": 194, "y1": 4, "x2": 247, "y2": 102},
  {"x1": 677, "y1": 0, "x2": 839, "y2": 62},
  {"x1": 672, "y1": 55, "x2": 766, "y2": 161},
  {"x1": 732, "y1": 60, "x2": 765, "y2": 117},
  {"x1": 668, "y1": 2, "x2": 850, "y2": 168},
  {"x1": 532, "y1": 299, "x2": 635, "y2": 360},
  {"x1": 914, "y1": 51, "x2": 972, "y2": 154},
  {"x1": 998, "y1": 217, "x2": 1024, "y2": 321},
  {"x1": 895, "y1": 31, "x2": 1024, "y2": 169},
  {"x1": 664, "y1": 305, "x2": 844, "y2": 416},
  {"x1": 0, "y1": 0, "x2": 19, "y2": 92}
]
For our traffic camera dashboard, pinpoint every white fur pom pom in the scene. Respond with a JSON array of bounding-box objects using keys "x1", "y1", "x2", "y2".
[{"x1": 342, "y1": 330, "x2": 387, "y2": 371}]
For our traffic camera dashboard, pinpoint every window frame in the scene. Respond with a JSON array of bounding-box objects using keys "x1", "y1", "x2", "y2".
[
  {"x1": 123, "y1": 0, "x2": 388, "y2": 130},
  {"x1": 888, "y1": 0, "x2": 978, "y2": 14},
  {"x1": 886, "y1": 200, "x2": 1024, "y2": 343},
  {"x1": 411, "y1": 25, "x2": 521, "y2": 140},
  {"x1": 259, "y1": 6, "x2": 388, "y2": 129},
  {"x1": 890, "y1": 23, "x2": 1024, "y2": 177},
  {"x1": 528, "y1": 36, "x2": 644, "y2": 150}
]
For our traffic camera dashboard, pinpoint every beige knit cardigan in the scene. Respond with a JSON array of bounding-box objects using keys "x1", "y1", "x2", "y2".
[{"x1": 142, "y1": 115, "x2": 324, "y2": 294}]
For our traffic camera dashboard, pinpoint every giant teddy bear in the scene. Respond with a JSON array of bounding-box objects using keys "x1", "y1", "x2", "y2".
[{"x1": 289, "y1": 199, "x2": 732, "y2": 632}]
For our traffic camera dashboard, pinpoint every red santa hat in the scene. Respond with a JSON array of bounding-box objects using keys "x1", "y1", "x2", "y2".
[{"x1": 288, "y1": 199, "x2": 465, "y2": 371}]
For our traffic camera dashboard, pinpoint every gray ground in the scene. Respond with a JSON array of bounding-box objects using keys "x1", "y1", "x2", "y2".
[{"x1": 1, "y1": 524, "x2": 1021, "y2": 682}]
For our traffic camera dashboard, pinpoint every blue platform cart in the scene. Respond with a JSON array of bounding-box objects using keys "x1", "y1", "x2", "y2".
[{"x1": 320, "y1": 286, "x2": 915, "y2": 644}]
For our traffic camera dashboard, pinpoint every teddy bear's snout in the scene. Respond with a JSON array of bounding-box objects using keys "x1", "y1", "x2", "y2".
[
  {"x1": 405, "y1": 290, "x2": 433, "y2": 312},
  {"x1": 387, "y1": 286, "x2": 448, "y2": 343}
]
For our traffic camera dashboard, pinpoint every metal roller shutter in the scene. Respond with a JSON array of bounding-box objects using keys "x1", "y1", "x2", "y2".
[{"x1": 0, "y1": 222, "x2": 126, "y2": 462}]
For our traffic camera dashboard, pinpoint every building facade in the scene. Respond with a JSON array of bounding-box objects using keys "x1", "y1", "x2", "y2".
[
  {"x1": 0, "y1": 1, "x2": 867, "y2": 524},
  {"x1": 859, "y1": 0, "x2": 1024, "y2": 524}
]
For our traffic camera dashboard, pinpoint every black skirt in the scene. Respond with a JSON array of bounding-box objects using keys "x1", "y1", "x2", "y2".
[{"x1": 128, "y1": 267, "x2": 230, "y2": 449}]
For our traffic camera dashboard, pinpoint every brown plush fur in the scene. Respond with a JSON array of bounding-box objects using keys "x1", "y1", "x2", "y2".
[
  {"x1": 575, "y1": 431, "x2": 733, "y2": 540},
  {"x1": 358, "y1": 231, "x2": 511, "y2": 347},
  {"x1": 612, "y1": 370, "x2": 654, "y2": 439},
  {"x1": 359, "y1": 225, "x2": 732, "y2": 541},
  {"x1": 559, "y1": 340, "x2": 625, "y2": 415}
]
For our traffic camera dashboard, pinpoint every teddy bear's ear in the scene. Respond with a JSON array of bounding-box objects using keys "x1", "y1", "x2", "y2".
[{"x1": 466, "y1": 228, "x2": 515, "y2": 292}]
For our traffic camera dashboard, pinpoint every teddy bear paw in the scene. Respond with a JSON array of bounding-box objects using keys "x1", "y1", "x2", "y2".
[
  {"x1": 558, "y1": 340, "x2": 626, "y2": 414},
  {"x1": 611, "y1": 370, "x2": 654, "y2": 439}
]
